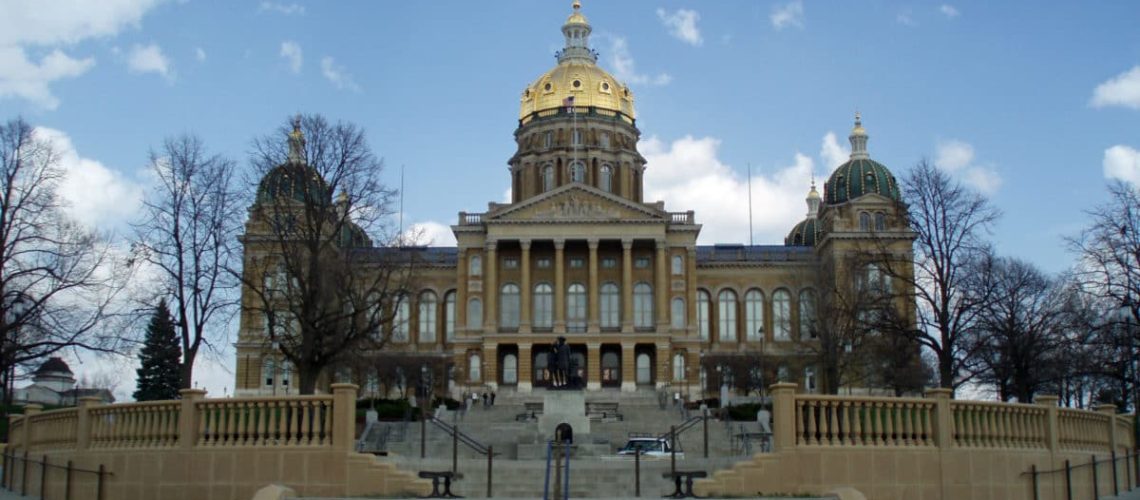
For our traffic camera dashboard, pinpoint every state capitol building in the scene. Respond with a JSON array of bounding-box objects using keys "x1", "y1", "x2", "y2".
[{"x1": 233, "y1": 2, "x2": 916, "y2": 398}]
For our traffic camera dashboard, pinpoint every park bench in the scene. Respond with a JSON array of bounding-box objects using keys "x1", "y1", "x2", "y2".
[
  {"x1": 662, "y1": 470, "x2": 707, "y2": 498},
  {"x1": 586, "y1": 401, "x2": 623, "y2": 421},
  {"x1": 515, "y1": 401, "x2": 544, "y2": 421},
  {"x1": 418, "y1": 470, "x2": 463, "y2": 498}
]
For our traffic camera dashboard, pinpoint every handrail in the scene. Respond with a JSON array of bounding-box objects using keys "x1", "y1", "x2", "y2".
[
  {"x1": 428, "y1": 416, "x2": 497, "y2": 456},
  {"x1": 657, "y1": 415, "x2": 704, "y2": 442}
]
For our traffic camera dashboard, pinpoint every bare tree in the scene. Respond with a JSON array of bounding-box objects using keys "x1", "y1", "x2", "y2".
[
  {"x1": 134, "y1": 135, "x2": 241, "y2": 389},
  {"x1": 239, "y1": 114, "x2": 412, "y2": 394},
  {"x1": 897, "y1": 160, "x2": 1000, "y2": 392},
  {"x1": 0, "y1": 118, "x2": 128, "y2": 406}
]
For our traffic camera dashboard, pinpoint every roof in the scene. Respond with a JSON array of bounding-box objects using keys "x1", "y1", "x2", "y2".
[
  {"x1": 824, "y1": 158, "x2": 901, "y2": 205},
  {"x1": 785, "y1": 218, "x2": 820, "y2": 247},
  {"x1": 35, "y1": 357, "x2": 72, "y2": 375},
  {"x1": 695, "y1": 245, "x2": 815, "y2": 263},
  {"x1": 352, "y1": 246, "x2": 458, "y2": 266}
]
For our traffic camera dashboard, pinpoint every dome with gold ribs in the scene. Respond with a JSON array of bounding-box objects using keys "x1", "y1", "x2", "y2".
[
  {"x1": 519, "y1": 1, "x2": 635, "y2": 120},
  {"x1": 824, "y1": 114, "x2": 901, "y2": 205},
  {"x1": 785, "y1": 182, "x2": 822, "y2": 247},
  {"x1": 257, "y1": 118, "x2": 330, "y2": 205}
]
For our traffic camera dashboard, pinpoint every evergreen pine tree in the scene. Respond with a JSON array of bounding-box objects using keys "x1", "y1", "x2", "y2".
[{"x1": 134, "y1": 299, "x2": 183, "y2": 401}]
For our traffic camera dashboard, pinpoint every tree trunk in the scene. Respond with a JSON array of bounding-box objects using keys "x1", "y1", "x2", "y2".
[
  {"x1": 299, "y1": 367, "x2": 320, "y2": 395},
  {"x1": 180, "y1": 352, "x2": 196, "y2": 390}
]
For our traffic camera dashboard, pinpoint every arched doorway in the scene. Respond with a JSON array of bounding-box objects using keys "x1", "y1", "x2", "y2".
[
  {"x1": 601, "y1": 350, "x2": 620, "y2": 387},
  {"x1": 502, "y1": 354, "x2": 518, "y2": 385},
  {"x1": 636, "y1": 353, "x2": 651, "y2": 385},
  {"x1": 533, "y1": 351, "x2": 550, "y2": 387}
]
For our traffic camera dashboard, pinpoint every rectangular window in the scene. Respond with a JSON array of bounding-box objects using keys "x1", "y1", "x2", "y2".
[
  {"x1": 503, "y1": 257, "x2": 519, "y2": 269},
  {"x1": 572, "y1": 129, "x2": 582, "y2": 146},
  {"x1": 543, "y1": 131, "x2": 553, "y2": 149},
  {"x1": 634, "y1": 257, "x2": 651, "y2": 269},
  {"x1": 569, "y1": 257, "x2": 585, "y2": 269},
  {"x1": 536, "y1": 257, "x2": 552, "y2": 269},
  {"x1": 601, "y1": 257, "x2": 618, "y2": 269}
]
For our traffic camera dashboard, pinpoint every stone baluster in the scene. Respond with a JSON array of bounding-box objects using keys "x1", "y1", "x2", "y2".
[
  {"x1": 770, "y1": 382, "x2": 797, "y2": 452},
  {"x1": 1037, "y1": 394, "x2": 1060, "y2": 452}
]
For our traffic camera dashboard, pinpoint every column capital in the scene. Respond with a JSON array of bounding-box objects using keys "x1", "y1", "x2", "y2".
[
  {"x1": 655, "y1": 238, "x2": 667, "y2": 248},
  {"x1": 485, "y1": 240, "x2": 498, "y2": 252},
  {"x1": 686, "y1": 247, "x2": 697, "y2": 256},
  {"x1": 520, "y1": 239, "x2": 532, "y2": 250},
  {"x1": 518, "y1": 342, "x2": 532, "y2": 350},
  {"x1": 587, "y1": 238, "x2": 600, "y2": 250},
  {"x1": 553, "y1": 238, "x2": 566, "y2": 250},
  {"x1": 586, "y1": 342, "x2": 601, "y2": 349},
  {"x1": 621, "y1": 238, "x2": 634, "y2": 249}
]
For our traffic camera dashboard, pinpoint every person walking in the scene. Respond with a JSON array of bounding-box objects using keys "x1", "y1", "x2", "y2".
[
  {"x1": 491, "y1": 392, "x2": 496, "y2": 406},
  {"x1": 482, "y1": 392, "x2": 489, "y2": 408}
]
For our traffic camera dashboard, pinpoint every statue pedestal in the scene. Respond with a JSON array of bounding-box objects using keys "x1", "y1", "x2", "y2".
[{"x1": 537, "y1": 391, "x2": 590, "y2": 438}]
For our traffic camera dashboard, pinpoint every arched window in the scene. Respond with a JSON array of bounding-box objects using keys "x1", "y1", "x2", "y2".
[
  {"x1": 599, "y1": 132, "x2": 610, "y2": 149},
  {"x1": 860, "y1": 263, "x2": 889, "y2": 295},
  {"x1": 874, "y1": 212, "x2": 887, "y2": 231},
  {"x1": 799, "y1": 289, "x2": 817, "y2": 339},
  {"x1": 444, "y1": 291, "x2": 456, "y2": 341},
  {"x1": 502, "y1": 354, "x2": 518, "y2": 384},
  {"x1": 633, "y1": 282, "x2": 653, "y2": 329},
  {"x1": 745, "y1": 289, "x2": 765, "y2": 341},
  {"x1": 718, "y1": 289, "x2": 738, "y2": 342},
  {"x1": 567, "y1": 283, "x2": 587, "y2": 332},
  {"x1": 394, "y1": 294, "x2": 410, "y2": 342},
  {"x1": 697, "y1": 290, "x2": 711, "y2": 340},
  {"x1": 572, "y1": 129, "x2": 583, "y2": 146},
  {"x1": 636, "y1": 353, "x2": 651, "y2": 384},
  {"x1": 469, "y1": 254, "x2": 482, "y2": 277},
  {"x1": 469, "y1": 354, "x2": 482, "y2": 383},
  {"x1": 672, "y1": 353, "x2": 686, "y2": 382},
  {"x1": 859, "y1": 212, "x2": 871, "y2": 231},
  {"x1": 671, "y1": 297, "x2": 685, "y2": 329},
  {"x1": 263, "y1": 359, "x2": 275, "y2": 387},
  {"x1": 500, "y1": 284, "x2": 520, "y2": 329},
  {"x1": 543, "y1": 164, "x2": 555, "y2": 192},
  {"x1": 281, "y1": 362, "x2": 291, "y2": 390},
  {"x1": 600, "y1": 282, "x2": 620, "y2": 329},
  {"x1": 533, "y1": 283, "x2": 553, "y2": 329},
  {"x1": 599, "y1": 164, "x2": 613, "y2": 192},
  {"x1": 418, "y1": 291, "x2": 437, "y2": 343},
  {"x1": 773, "y1": 289, "x2": 792, "y2": 340},
  {"x1": 570, "y1": 161, "x2": 586, "y2": 183},
  {"x1": 467, "y1": 298, "x2": 482, "y2": 330},
  {"x1": 671, "y1": 255, "x2": 684, "y2": 275}
]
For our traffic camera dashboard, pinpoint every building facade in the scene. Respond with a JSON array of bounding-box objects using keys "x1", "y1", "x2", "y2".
[{"x1": 233, "y1": 2, "x2": 916, "y2": 398}]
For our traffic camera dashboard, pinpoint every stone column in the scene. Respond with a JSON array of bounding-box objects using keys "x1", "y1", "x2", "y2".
[
  {"x1": 686, "y1": 247, "x2": 698, "y2": 336},
  {"x1": 587, "y1": 238, "x2": 600, "y2": 331},
  {"x1": 178, "y1": 388, "x2": 207, "y2": 449},
  {"x1": 925, "y1": 388, "x2": 953, "y2": 449},
  {"x1": 483, "y1": 343, "x2": 499, "y2": 391},
  {"x1": 621, "y1": 343, "x2": 636, "y2": 392},
  {"x1": 1037, "y1": 394, "x2": 1060, "y2": 452},
  {"x1": 518, "y1": 343, "x2": 533, "y2": 392},
  {"x1": 456, "y1": 247, "x2": 468, "y2": 335},
  {"x1": 587, "y1": 342, "x2": 601, "y2": 390},
  {"x1": 76, "y1": 396, "x2": 103, "y2": 450},
  {"x1": 22, "y1": 403, "x2": 40, "y2": 450},
  {"x1": 484, "y1": 242, "x2": 498, "y2": 331},
  {"x1": 621, "y1": 238, "x2": 634, "y2": 332},
  {"x1": 1096, "y1": 404, "x2": 1118, "y2": 451},
  {"x1": 655, "y1": 239, "x2": 669, "y2": 329},
  {"x1": 769, "y1": 382, "x2": 797, "y2": 452},
  {"x1": 331, "y1": 383, "x2": 359, "y2": 451},
  {"x1": 520, "y1": 240, "x2": 532, "y2": 333},
  {"x1": 554, "y1": 239, "x2": 566, "y2": 333},
  {"x1": 656, "y1": 343, "x2": 670, "y2": 390}
]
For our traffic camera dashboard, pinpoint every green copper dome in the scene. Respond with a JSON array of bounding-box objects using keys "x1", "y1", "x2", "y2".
[
  {"x1": 256, "y1": 162, "x2": 330, "y2": 204},
  {"x1": 337, "y1": 222, "x2": 372, "y2": 248},
  {"x1": 824, "y1": 158, "x2": 901, "y2": 205},
  {"x1": 785, "y1": 217, "x2": 819, "y2": 247}
]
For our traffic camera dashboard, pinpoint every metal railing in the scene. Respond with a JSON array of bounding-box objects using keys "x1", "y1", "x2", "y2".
[
  {"x1": 427, "y1": 415, "x2": 497, "y2": 456},
  {"x1": 1, "y1": 450, "x2": 111, "y2": 500},
  {"x1": 1024, "y1": 449, "x2": 1140, "y2": 500}
]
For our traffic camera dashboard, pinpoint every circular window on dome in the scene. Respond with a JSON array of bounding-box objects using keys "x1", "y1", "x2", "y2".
[
  {"x1": 544, "y1": 82, "x2": 553, "y2": 92},
  {"x1": 573, "y1": 80, "x2": 581, "y2": 88},
  {"x1": 602, "y1": 82, "x2": 610, "y2": 90}
]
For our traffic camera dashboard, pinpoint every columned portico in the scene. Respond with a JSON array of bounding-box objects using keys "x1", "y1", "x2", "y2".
[
  {"x1": 621, "y1": 238, "x2": 633, "y2": 332},
  {"x1": 484, "y1": 242, "x2": 497, "y2": 331},
  {"x1": 553, "y1": 239, "x2": 566, "y2": 333},
  {"x1": 519, "y1": 239, "x2": 532, "y2": 333}
]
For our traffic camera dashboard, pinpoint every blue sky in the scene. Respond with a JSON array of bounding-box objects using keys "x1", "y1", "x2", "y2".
[{"x1": 2, "y1": 0, "x2": 1139, "y2": 396}]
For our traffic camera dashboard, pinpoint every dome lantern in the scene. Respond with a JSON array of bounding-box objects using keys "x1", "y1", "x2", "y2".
[
  {"x1": 558, "y1": 0, "x2": 596, "y2": 64},
  {"x1": 823, "y1": 113, "x2": 902, "y2": 205},
  {"x1": 849, "y1": 112, "x2": 869, "y2": 160},
  {"x1": 806, "y1": 179, "x2": 821, "y2": 217}
]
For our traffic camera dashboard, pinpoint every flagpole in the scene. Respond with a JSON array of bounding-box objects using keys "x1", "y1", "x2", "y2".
[
  {"x1": 399, "y1": 164, "x2": 404, "y2": 246},
  {"x1": 748, "y1": 163, "x2": 754, "y2": 247}
]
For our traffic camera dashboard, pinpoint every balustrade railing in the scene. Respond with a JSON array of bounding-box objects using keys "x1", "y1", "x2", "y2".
[
  {"x1": 1057, "y1": 408, "x2": 1111, "y2": 451},
  {"x1": 950, "y1": 400, "x2": 1048, "y2": 449},
  {"x1": 795, "y1": 396, "x2": 934, "y2": 447},
  {"x1": 196, "y1": 396, "x2": 334, "y2": 448},
  {"x1": 27, "y1": 408, "x2": 78, "y2": 450},
  {"x1": 90, "y1": 401, "x2": 180, "y2": 449},
  {"x1": 1115, "y1": 417, "x2": 1134, "y2": 450}
]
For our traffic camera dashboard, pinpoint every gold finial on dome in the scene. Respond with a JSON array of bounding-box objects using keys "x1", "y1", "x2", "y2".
[
  {"x1": 849, "y1": 111, "x2": 870, "y2": 160},
  {"x1": 567, "y1": 0, "x2": 588, "y2": 25},
  {"x1": 852, "y1": 111, "x2": 866, "y2": 136},
  {"x1": 572, "y1": 0, "x2": 581, "y2": 10},
  {"x1": 287, "y1": 114, "x2": 306, "y2": 164}
]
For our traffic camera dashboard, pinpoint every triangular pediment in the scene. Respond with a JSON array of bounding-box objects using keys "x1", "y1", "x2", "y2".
[{"x1": 488, "y1": 184, "x2": 666, "y2": 223}]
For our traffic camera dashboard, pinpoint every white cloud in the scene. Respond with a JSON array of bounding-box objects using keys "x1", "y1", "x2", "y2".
[
  {"x1": 939, "y1": 5, "x2": 960, "y2": 18},
  {"x1": 194, "y1": 47, "x2": 206, "y2": 62},
  {"x1": 656, "y1": 8, "x2": 702, "y2": 46},
  {"x1": 320, "y1": 56, "x2": 360, "y2": 91},
  {"x1": 126, "y1": 43, "x2": 171, "y2": 79},
  {"x1": 34, "y1": 127, "x2": 144, "y2": 229},
  {"x1": 258, "y1": 2, "x2": 305, "y2": 15},
  {"x1": 404, "y1": 221, "x2": 458, "y2": 247},
  {"x1": 935, "y1": 139, "x2": 1002, "y2": 195},
  {"x1": 0, "y1": 0, "x2": 159, "y2": 108},
  {"x1": 770, "y1": 1, "x2": 804, "y2": 30},
  {"x1": 1091, "y1": 66, "x2": 1140, "y2": 110},
  {"x1": 280, "y1": 41, "x2": 302, "y2": 74},
  {"x1": 896, "y1": 11, "x2": 917, "y2": 27},
  {"x1": 820, "y1": 132, "x2": 849, "y2": 170},
  {"x1": 641, "y1": 135, "x2": 817, "y2": 244},
  {"x1": 0, "y1": 47, "x2": 94, "y2": 109},
  {"x1": 1104, "y1": 145, "x2": 1140, "y2": 185},
  {"x1": 604, "y1": 36, "x2": 671, "y2": 86}
]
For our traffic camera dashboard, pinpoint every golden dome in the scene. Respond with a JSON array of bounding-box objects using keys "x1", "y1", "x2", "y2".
[{"x1": 519, "y1": 1, "x2": 635, "y2": 120}]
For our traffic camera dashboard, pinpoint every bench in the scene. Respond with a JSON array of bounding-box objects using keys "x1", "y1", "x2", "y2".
[
  {"x1": 515, "y1": 402, "x2": 544, "y2": 421},
  {"x1": 662, "y1": 470, "x2": 707, "y2": 498},
  {"x1": 418, "y1": 471, "x2": 463, "y2": 498},
  {"x1": 586, "y1": 402, "x2": 623, "y2": 421}
]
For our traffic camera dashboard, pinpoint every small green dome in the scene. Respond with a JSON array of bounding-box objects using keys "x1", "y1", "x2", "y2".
[
  {"x1": 338, "y1": 222, "x2": 372, "y2": 248},
  {"x1": 824, "y1": 158, "x2": 901, "y2": 205},
  {"x1": 256, "y1": 162, "x2": 330, "y2": 204},
  {"x1": 785, "y1": 217, "x2": 819, "y2": 247}
]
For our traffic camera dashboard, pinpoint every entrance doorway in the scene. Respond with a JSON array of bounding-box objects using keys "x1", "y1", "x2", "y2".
[
  {"x1": 634, "y1": 345, "x2": 656, "y2": 386},
  {"x1": 601, "y1": 345, "x2": 621, "y2": 387},
  {"x1": 499, "y1": 345, "x2": 519, "y2": 386}
]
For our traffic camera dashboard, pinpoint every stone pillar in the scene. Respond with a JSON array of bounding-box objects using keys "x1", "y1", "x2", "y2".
[
  {"x1": 520, "y1": 240, "x2": 532, "y2": 333},
  {"x1": 587, "y1": 238, "x2": 600, "y2": 331},
  {"x1": 554, "y1": 239, "x2": 566, "y2": 333},
  {"x1": 1096, "y1": 403, "x2": 1118, "y2": 451},
  {"x1": 621, "y1": 238, "x2": 634, "y2": 332},
  {"x1": 22, "y1": 403, "x2": 40, "y2": 450},
  {"x1": 518, "y1": 343, "x2": 533, "y2": 392},
  {"x1": 1037, "y1": 394, "x2": 1060, "y2": 452},
  {"x1": 621, "y1": 343, "x2": 636, "y2": 392},
  {"x1": 178, "y1": 388, "x2": 207, "y2": 449},
  {"x1": 686, "y1": 248, "x2": 698, "y2": 336},
  {"x1": 484, "y1": 242, "x2": 498, "y2": 331},
  {"x1": 587, "y1": 342, "x2": 601, "y2": 390},
  {"x1": 925, "y1": 388, "x2": 953, "y2": 449},
  {"x1": 769, "y1": 382, "x2": 797, "y2": 452},
  {"x1": 655, "y1": 240, "x2": 669, "y2": 329},
  {"x1": 655, "y1": 343, "x2": 670, "y2": 389},
  {"x1": 483, "y1": 343, "x2": 499, "y2": 391},
  {"x1": 456, "y1": 247, "x2": 469, "y2": 334},
  {"x1": 331, "y1": 384, "x2": 359, "y2": 451}
]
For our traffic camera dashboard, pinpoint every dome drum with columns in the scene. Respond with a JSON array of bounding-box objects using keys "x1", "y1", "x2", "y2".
[{"x1": 233, "y1": 2, "x2": 918, "y2": 398}]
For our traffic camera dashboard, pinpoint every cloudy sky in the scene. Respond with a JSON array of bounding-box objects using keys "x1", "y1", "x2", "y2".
[{"x1": 1, "y1": 0, "x2": 1138, "y2": 398}]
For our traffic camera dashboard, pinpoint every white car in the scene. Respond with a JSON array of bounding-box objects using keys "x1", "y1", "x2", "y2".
[{"x1": 616, "y1": 437, "x2": 683, "y2": 458}]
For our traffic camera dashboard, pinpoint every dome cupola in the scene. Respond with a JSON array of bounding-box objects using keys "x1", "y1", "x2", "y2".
[
  {"x1": 256, "y1": 116, "x2": 330, "y2": 204},
  {"x1": 786, "y1": 181, "x2": 822, "y2": 247},
  {"x1": 823, "y1": 113, "x2": 901, "y2": 205}
]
